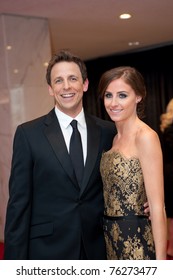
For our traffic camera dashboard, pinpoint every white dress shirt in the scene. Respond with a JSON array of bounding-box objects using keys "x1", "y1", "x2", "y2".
[{"x1": 55, "y1": 107, "x2": 87, "y2": 164}]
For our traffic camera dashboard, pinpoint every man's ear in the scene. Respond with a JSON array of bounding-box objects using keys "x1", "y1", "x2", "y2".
[
  {"x1": 48, "y1": 85, "x2": 54, "y2": 96},
  {"x1": 83, "y1": 79, "x2": 89, "y2": 92}
]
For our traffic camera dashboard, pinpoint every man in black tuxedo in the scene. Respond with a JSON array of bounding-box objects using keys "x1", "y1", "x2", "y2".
[{"x1": 4, "y1": 50, "x2": 116, "y2": 259}]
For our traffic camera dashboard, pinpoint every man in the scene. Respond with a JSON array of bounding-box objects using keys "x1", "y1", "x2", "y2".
[{"x1": 4, "y1": 50, "x2": 116, "y2": 259}]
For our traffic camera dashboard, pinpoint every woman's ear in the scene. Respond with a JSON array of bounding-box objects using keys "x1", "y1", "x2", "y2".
[{"x1": 136, "y1": 95, "x2": 142, "y2": 103}]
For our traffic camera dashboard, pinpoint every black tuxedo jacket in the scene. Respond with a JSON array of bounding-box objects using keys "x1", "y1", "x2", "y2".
[{"x1": 4, "y1": 109, "x2": 115, "y2": 259}]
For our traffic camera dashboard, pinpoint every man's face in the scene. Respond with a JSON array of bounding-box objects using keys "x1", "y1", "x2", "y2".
[{"x1": 49, "y1": 61, "x2": 88, "y2": 117}]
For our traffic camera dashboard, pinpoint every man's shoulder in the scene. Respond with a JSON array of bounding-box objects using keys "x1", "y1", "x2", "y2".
[
  {"x1": 87, "y1": 114, "x2": 115, "y2": 129},
  {"x1": 86, "y1": 114, "x2": 116, "y2": 134},
  {"x1": 18, "y1": 109, "x2": 55, "y2": 130}
]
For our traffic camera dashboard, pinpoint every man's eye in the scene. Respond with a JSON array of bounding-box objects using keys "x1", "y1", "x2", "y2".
[
  {"x1": 70, "y1": 76, "x2": 77, "y2": 81},
  {"x1": 55, "y1": 79, "x2": 62, "y2": 83}
]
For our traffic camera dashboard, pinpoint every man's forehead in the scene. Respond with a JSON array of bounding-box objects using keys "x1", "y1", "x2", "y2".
[{"x1": 52, "y1": 61, "x2": 81, "y2": 75}]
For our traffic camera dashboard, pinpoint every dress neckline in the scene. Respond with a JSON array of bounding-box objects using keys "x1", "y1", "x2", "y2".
[{"x1": 103, "y1": 150, "x2": 140, "y2": 162}]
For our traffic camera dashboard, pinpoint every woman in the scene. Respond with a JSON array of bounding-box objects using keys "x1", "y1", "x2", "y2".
[
  {"x1": 160, "y1": 99, "x2": 173, "y2": 258},
  {"x1": 98, "y1": 66, "x2": 167, "y2": 260}
]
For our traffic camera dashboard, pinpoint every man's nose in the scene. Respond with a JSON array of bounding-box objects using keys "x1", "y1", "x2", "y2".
[{"x1": 63, "y1": 80, "x2": 70, "y2": 89}]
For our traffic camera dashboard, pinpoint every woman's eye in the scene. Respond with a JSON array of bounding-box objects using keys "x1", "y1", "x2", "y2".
[
  {"x1": 119, "y1": 92, "x2": 127, "y2": 98},
  {"x1": 104, "y1": 92, "x2": 112, "y2": 98}
]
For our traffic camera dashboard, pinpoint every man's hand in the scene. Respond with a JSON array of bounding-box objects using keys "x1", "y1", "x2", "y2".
[{"x1": 144, "y1": 202, "x2": 151, "y2": 219}]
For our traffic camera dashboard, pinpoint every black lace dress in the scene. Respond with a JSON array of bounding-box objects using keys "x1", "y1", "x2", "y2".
[{"x1": 100, "y1": 151, "x2": 156, "y2": 260}]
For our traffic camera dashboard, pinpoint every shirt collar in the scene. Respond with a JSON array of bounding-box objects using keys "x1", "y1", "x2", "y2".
[{"x1": 54, "y1": 107, "x2": 86, "y2": 128}]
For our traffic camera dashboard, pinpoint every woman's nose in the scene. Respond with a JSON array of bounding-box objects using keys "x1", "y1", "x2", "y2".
[{"x1": 110, "y1": 97, "x2": 118, "y2": 106}]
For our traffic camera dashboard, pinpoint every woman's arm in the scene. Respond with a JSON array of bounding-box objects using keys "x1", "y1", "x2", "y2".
[{"x1": 138, "y1": 128, "x2": 167, "y2": 260}]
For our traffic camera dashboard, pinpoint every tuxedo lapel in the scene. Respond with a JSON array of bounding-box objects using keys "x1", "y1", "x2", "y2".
[
  {"x1": 43, "y1": 110, "x2": 79, "y2": 189},
  {"x1": 81, "y1": 115, "x2": 100, "y2": 193}
]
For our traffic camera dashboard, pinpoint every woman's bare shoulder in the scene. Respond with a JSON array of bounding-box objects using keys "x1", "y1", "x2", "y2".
[
  {"x1": 136, "y1": 121, "x2": 160, "y2": 153},
  {"x1": 137, "y1": 121, "x2": 158, "y2": 141}
]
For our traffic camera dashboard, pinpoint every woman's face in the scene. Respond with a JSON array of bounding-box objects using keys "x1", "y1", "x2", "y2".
[{"x1": 104, "y1": 78, "x2": 141, "y2": 123}]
